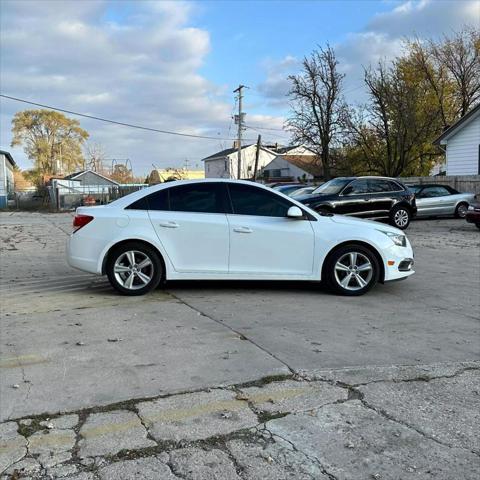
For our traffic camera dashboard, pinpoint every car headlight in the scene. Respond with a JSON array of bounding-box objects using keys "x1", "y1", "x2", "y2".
[{"x1": 379, "y1": 230, "x2": 407, "y2": 247}]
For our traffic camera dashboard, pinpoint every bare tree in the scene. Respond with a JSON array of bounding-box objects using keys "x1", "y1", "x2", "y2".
[
  {"x1": 287, "y1": 45, "x2": 347, "y2": 180},
  {"x1": 84, "y1": 142, "x2": 107, "y2": 173},
  {"x1": 433, "y1": 27, "x2": 480, "y2": 117}
]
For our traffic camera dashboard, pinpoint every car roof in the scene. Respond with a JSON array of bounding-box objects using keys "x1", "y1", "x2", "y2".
[
  {"x1": 333, "y1": 176, "x2": 404, "y2": 181},
  {"x1": 108, "y1": 178, "x2": 317, "y2": 210},
  {"x1": 408, "y1": 184, "x2": 450, "y2": 188}
]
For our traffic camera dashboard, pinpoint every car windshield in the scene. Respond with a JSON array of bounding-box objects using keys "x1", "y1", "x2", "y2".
[
  {"x1": 312, "y1": 178, "x2": 351, "y2": 195},
  {"x1": 275, "y1": 185, "x2": 301, "y2": 194},
  {"x1": 291, "y1": 187, "x2": 313, "y2": 197},
  {"x1": 408, "y1": 185, "x2": 422, "y2": 193}
]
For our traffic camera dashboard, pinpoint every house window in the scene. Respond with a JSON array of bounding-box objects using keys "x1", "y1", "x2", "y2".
[{"x1": 224, "y1": 160, "x2": 228, "y2": 171}]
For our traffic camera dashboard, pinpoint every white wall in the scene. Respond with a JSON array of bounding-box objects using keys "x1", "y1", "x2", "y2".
[
  {"x1": 446, "y1": 115, "x2": 480, "y2": 175},
  {"x1": 204, "y1": 158, "x2": 230, "y2": 178},
  {"x1": 204, "y1": 146, "x2": 277, "y2": 179},
  {"x1": 263, "y1": 156, "x2": 312, "y2": 180}
]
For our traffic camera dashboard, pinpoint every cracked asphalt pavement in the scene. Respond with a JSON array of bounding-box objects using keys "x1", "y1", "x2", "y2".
[{"x1": 0, "y1": 212, "x2": 479, "y2": 479}]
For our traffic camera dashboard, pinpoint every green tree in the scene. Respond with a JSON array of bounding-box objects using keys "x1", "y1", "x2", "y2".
[
  {"x1": 11, "y1": 110, "x2": 89, "y2": 182},
  {"x1": 340, "y1": 26, "x2": 479, "y2": 177}
]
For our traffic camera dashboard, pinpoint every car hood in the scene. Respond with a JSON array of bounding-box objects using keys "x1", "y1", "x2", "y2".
[{"x1": 330, "y1": 214, "x2": 403, "y2": 235}]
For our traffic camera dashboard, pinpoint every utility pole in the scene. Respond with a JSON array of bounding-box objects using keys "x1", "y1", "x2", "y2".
[
  {"x1": 253, "y1": 134, "x2": 261, "y2": 181},
  {"x1": 234, "y1": 85, "x2": 246, "y2": 179}
]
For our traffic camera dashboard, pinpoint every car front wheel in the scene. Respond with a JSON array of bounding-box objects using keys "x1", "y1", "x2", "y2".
[
  {"x1": 324, "y1": 245, "x2": 380, "y2": 296},
  {"x1": 389, "y1": 205, "x2": 411, "y2": 229},
  {"x1": 455, "y1": 202, "x2": 468, "y2": 218},
  {"x1": 106, "y1": 242, "x2": 162, "y2": 295}
]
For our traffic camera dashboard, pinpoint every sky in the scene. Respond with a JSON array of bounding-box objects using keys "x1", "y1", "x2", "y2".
[{"x1": 1, "y1": 0, "x2": 479, "y2": 176}]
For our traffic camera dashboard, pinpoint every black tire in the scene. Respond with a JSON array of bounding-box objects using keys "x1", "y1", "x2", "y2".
[
  {"x1": 455, "y1": 202, "x2": 468, "y2": 219},
  {"x1": 324, "y1": 244, "x2": 380, "y2": 296},
  {"x1": 389, "y1": 205, "x2": 411, "y2": 229},
  {"x1": 106, "y1": 241, "x2": 162, "y2": 296}
]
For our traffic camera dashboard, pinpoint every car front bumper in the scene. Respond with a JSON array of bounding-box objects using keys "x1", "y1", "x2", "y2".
[{"x1": 382, "y1": 239, "x2": 415, "y2": 282}]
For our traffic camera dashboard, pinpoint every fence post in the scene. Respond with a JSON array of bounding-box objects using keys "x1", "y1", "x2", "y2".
[{"x1": 55, "y1": 187, "x2": 60, "y2": 211}]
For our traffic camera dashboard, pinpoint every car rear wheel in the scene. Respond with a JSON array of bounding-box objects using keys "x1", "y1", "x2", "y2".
[
  {"x1": 106, "y1": 242, "x2": 162, "y2": 295},
  {"x1": 455, "y1": 202, "x2": 468, "y2": 219},
  {"x1": 324, "y1": 245, "x2": 380, "y2": 296},
  {"x1": 389, "y1": 205, "x2": 411, "y2": 229}
]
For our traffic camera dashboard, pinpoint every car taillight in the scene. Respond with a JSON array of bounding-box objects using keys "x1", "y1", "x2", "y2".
[{"x1": 73, "y1": 214, "x2": 94, "y2": 232}]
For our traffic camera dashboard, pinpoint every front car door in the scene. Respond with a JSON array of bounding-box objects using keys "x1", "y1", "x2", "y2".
[
  {"x1": 226, "y1": 183, "x2": 315, "y2": 276},
  {"x1": 147, "y1": 183, "x2": 230, "y2": 273},
  {"x1": 416, "y1": 186, "x2": 452, "y2": 216},
  {"x1": 336, "y1": 179, "x2": 371, "y2": 216}
]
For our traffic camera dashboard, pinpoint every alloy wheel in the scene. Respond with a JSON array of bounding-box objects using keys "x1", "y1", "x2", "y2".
[
  {"x1": 334, "y1": 252, "x2": 373, "y2": 291},
  {"x1": 457, "y1": 204, "x2": 468, "y2": 218},
  {"x1": 394, "y1": 209, "x2": 409, "y2": 228},
  {"x1": 113, "y1": 250, "x2": 154, "y2": 290}
]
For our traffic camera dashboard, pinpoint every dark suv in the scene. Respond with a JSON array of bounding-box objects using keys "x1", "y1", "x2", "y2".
[{"x1": 295, "y1": 176, "x2": 417, "y2": 229}]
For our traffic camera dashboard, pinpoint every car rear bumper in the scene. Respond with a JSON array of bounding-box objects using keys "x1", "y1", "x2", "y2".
[{"x1": 66, "y1": 232, "x2": 104, "y2": 274}]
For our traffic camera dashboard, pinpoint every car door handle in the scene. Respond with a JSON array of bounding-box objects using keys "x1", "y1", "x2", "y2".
[
  {"x1": 363, "y1": 197, "x2": 371, "y2": 201},
  {"x1": 159, "y1": 221, "x2": 179, "y2": 228},
  {"x1": 233, "y1": 227, "x2": 253, "y2": 234}
]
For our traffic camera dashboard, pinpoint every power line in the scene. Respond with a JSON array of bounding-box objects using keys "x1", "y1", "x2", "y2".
[
  {"x1": 245, "y1": 124, "x2": 287, "y2": 133},
  {"x1": 0, "y1": 94, "x2": 249, "y2": 142}
]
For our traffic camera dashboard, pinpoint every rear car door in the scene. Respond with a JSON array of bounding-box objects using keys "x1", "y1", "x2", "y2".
[
  {"x1": 147, "y1": 183, "x2": 230, "y2": 273},
  {"x1": 227, "y1": 183, "x2": 315, "y2": 276},
  {"x1": 366, "y1": 179, "x2": 398, "y2": 218}
]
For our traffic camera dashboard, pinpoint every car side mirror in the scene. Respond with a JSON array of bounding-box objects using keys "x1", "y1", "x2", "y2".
[
  {"x1": 342, "y1": 186, "x2": 353, "y2": 195},
  {"x1": 287, "y1": 206, "x2": 304, "y2": 219}
]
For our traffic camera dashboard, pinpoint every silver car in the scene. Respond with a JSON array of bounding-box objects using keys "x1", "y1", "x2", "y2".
[{"x1": 409, "y1": 184, "x2": 475, "y2": 218}]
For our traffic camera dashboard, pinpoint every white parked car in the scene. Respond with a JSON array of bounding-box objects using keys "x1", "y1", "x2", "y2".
[{"x1": 67, "y1": 179, "x2": 415, "y2": 296}]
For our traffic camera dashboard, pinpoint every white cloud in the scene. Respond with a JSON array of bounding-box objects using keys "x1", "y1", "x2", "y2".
[
  {"x1": 0, "y1": 0, "x2": 233, "y2": 174},
  {"x1": 256, "y1": 55, "x2": 300, "y2": 108},
  {"x1": 256, "y1": 0, "x2": 479, "y2": 106}
]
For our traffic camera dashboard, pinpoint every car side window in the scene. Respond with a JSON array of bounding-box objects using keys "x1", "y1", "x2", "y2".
[
  {"x1": 387, "y1": 181, "x2": 404, "y2": 192},
  {"x1": 228, "y1": 183, "x2": 293, "y2": 217},
  {"x1": 347, "y1": 180, "x2": 369, "y2": 195},
  {"x1": 422, "y1": 186, "x2": 450, "y2": 198},
  {"x1": 368, "y1": 179, "x2": 393, "y2": 193},
  {"x1": 126, "y1": 189, "x2": 169, "y2": 210},
  {"x1": 169, "y1": 183, "x2": 228, "y2": 214}
]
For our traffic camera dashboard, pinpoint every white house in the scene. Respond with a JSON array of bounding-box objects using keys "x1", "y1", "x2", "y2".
[
  {"x1": 0, "y1": 150, "x2": 16, "y2": 208},
  {"x1": 434, "y1": 103, "x2": 480, "y2": 175},
  {"x1": 261, "y1": 145, "x2": 322, "y2": 181},
  {"x1": 202, "y1": 144, "x2": 278, "y2": 179}
]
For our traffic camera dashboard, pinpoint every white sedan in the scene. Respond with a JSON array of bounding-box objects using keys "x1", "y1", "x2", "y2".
[{"x1": 67, "y1": 179, "x2": 415, "y2": 296}]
